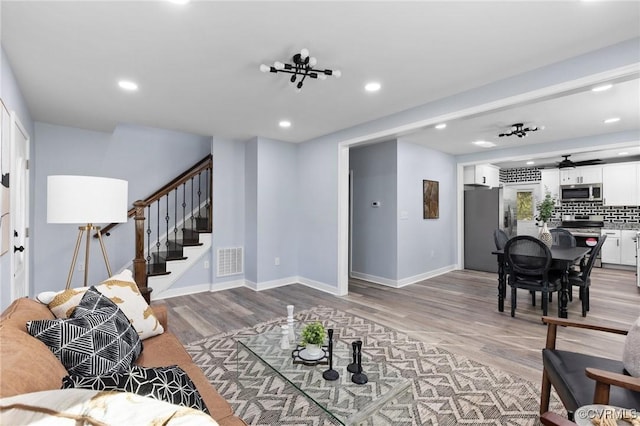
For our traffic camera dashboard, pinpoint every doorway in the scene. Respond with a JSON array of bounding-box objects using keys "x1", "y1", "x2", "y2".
[{"x1": 507, "y1": 183, "x2": 540, "y2": 237}]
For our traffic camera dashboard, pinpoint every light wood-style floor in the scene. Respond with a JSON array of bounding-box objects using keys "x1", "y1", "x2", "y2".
[{"x1": 158, "y1": 267, "x2": 639, "y2": 385}]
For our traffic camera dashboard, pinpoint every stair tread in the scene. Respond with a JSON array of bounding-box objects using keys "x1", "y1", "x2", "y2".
[{"x1": 147, "y1": 270, "x2": 171, "y2": 277}]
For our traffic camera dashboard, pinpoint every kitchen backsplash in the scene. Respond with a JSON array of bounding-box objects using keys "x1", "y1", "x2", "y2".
[{"x1": 500, "y1": 167, "x2": 640, "y2": 229}]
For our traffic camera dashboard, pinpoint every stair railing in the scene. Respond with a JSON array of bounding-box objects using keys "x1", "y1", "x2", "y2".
[{"x1": 99, "y1": 154, "x2": 212, "y2": 302}]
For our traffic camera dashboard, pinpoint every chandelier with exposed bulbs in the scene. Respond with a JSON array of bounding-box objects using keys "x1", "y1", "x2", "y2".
[
  {"x1": 498, "y1": 123, "x2": 539, "y2": 138},
  {"x1": 260, "y1": 48, "x2": 341, "y2": 91}
]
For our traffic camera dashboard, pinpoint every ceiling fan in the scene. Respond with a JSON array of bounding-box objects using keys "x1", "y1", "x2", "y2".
[{"x1": 557, "y1": 154, "x2": 603, "y2": 169}]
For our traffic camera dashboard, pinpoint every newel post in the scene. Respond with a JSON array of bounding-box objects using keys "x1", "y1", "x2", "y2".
[{"x1": 133, "y1": 200, "x2": 152, "y2": 303}]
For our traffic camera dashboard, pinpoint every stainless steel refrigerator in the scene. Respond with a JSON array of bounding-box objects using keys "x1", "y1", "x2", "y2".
[{"x1": 464, "y1": 187, "x2": 516, "y2": 273}]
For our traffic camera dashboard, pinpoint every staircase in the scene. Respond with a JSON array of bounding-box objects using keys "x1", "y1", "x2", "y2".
[{"x1": 101, "y1": 155, "x2": 212, "y2": 302}]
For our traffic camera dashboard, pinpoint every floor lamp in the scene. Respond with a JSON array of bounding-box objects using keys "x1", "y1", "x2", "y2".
[{"x1": 47, "y1": 176, "x2": 128, "y2": 289}]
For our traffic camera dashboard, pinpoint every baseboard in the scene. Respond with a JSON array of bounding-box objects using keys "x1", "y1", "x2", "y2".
[
  {"x1": 153, "y1": 283, "x2": 211, "y2": 300},
  {"x1": 351, "y1": 264, "x2": 457, "y2": 288},
  {"x1": 297, "y1": 276, "x2": 341, "y2": 295},
  {"x1": 211, "y1": 279, "x2": 247, "y2": 292}
]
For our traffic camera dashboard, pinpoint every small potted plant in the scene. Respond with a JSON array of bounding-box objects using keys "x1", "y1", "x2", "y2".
[
  {"x1": 536, "y1": 189, "x2": 556, "y2": 247},
  {"x1": 300, "y1": 321, "x2": 326, "y2": 357}
]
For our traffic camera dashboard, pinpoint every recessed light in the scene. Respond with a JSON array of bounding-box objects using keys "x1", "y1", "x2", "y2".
[
  {"x1": 591, "y1": 84, "x2": 613, "y2": 92},
  {"x1": 167, "y1": 0, "x2": 190, "y2": 4},
  {"x1": 118, "y1": 80, "x2": 138, "y2": 91},
  {"x1": 618, "y1": 152, "x2": 629, "y2": 156},
  {"x1": 279, "y1": 120, "x2": 291, "y2": 128},
  {"x1": 604, "y1": 117, "x2": 620, "y2": 124},
  {"x1": 364, "y1": 82, "x2": 381, "y2": 92},
  {"x1": 435, "y1": 123, "x2": 447, "y2": 130},
  {"x1": 526, "y1": 161, "x2": 535, "y2": 165},
  {"x1": 472, "y1": 140, "x2": 496, "y2": 148}
]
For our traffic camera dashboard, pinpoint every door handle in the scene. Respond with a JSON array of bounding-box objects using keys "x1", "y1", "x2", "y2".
[{"x1": 14, "y1": 245, "x2": 24, "y2": 253}]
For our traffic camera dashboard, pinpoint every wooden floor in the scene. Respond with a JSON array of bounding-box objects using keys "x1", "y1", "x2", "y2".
[{"x1": 159, "y1": 267, "x2": 639, "y2": 385}]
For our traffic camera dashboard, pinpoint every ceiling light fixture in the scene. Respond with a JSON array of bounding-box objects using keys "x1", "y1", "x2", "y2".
[
  {"x1": 260, "y1": 48, "x2": 341, "y2": 91},
  {"x1": 279, "y1": 120, "x2": 291, "y2": 128},
  {"x1": 472, "y1": 140, "x2": 496, "y2": 148},
  {"x1": 498, "y1": 123, "x2": 539, "y2": 138},
  {"x1": 118, "y1": 80, "x2": 138, "y2": 91},
  {"x1": 167, "y1": 0, "x2": 190, "y2": 4},
  {"x1": 364, "y1": 82, "x2": 381, "y2": 92},
  {"x1": 591, "y1": 83, "x2": 613, "y2": 92},
  {"x1": 604, "y1": 117, "x2": 620, "y2": 124},
  {"x1": 435, "y1": 123, "x2": 447, "y2": 130}
]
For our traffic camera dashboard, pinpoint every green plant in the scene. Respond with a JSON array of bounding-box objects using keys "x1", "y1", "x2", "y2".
[
  {"x1": 300, "y1": 321, "x2": 326, "y2": 346},
  {"x1": 536, "y1": 189, "x2": 556, "y2": 223}
]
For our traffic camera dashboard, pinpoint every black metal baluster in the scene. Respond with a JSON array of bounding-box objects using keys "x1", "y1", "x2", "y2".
[
  {"x1": 197, "y1": 172, "x2": 202, "y2": 219},
  {"x1": 156, "y1": 200, "x2": 161, "y2": 262},
  {"x1": 165, "y1": 194, "x2": 170, "y2": 252},
  {"x1": 182, "y1": 183, "x2": 187, "y2": 232},
  {"x1": 174, "y1": 188, "x2": 178, "y2": 245},
  {"x1": 146, "y1": 205, "x2": 152, "y2": 270},
  {"x1": 190, "y1": 176, "x2": 195, "y2": 229}
]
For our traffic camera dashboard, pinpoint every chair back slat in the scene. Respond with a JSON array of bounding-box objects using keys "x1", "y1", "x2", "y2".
[
  {"x1": 504, "y1": 235, "x2": 552, "y2": 276},
  {"x1": 580, "y1": 234, "x2": 607, "y2": 281}
]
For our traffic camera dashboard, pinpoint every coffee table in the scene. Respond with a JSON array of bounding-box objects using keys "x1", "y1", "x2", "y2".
[{"x1": 236, "y1": 323, "x2": 413, "y2": 425}]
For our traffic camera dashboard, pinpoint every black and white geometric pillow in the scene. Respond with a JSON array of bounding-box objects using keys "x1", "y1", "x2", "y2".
[
  {"x1": 27, "y1": 287, "x2": 142, "y2": 377},
  {"x1": 62, "y1": 365, "x2": 210, "y2": 414}
]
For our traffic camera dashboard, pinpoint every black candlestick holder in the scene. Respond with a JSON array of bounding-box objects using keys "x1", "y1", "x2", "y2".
[
  {"x1": 322, "y1": 329, "x2": 339, "y2": 381},
  {"x1": 351, "y1": 340, "x2": 368, "y2": 385},
  {"x1": 347, "y1": 340, "x2": 359, "y2": 374}
]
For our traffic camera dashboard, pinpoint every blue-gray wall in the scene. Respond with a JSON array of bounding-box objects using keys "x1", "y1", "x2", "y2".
[
  {"x1": 350, "y1": 141, "x2": 398, "y2": 280},
  {"x1": 32, "y1": 122, "x2": 211, "y2": 294}
]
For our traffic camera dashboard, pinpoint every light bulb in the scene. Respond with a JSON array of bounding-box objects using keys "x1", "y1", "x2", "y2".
[
  {"x1": 318, "y1": 74, "x2": 327, "y2": 80},
  {"x1": 300, "y1": 48, "x2": 309, "y2": 59},
  {"x1": 274, "y1": 61, "x2": 285, "y2": 70},
  {"x1": 309, "y1": 57, "x2": 317, "y2": 67},
  {"x1": 259, "y1": 64, "x2": 270, "y2": 73},
  {"x1": 333, "y1": 70, "x2": 341, "y2": 78}
]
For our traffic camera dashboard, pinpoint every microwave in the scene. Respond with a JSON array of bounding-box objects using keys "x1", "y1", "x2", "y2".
[{"x1": 560, "y1": 183, "x2": 602, "y2": 202}]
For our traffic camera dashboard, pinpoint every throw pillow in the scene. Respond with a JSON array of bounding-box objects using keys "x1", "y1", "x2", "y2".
[
  {"x1": 48, "y1": 269, "x2": 164, "y2": 339},
  {"x1": 623, "y1": 316, "x2": 640, "y2": 377},
  {"x1": 62, "y1": 365, "x2": 209, "y2": 414},
  {"x1": 0, "y1": 389, "x2": 218, "y2": 425},
  {"x1": 27, "y1": 287, "x2": 142, "y2": 376}
]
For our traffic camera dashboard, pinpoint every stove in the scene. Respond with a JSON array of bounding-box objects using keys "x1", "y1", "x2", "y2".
[{"x1": 559, "y1": 215, "x2": 604, "y2": 267}]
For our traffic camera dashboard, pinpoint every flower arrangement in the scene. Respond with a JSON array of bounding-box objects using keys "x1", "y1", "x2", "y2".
[
  {"x1": 536, "y1": 189, "x2": 556, "y2": 223},
  {"x1": 300, "y1": 321, "x2": 326, "y2": 346}
]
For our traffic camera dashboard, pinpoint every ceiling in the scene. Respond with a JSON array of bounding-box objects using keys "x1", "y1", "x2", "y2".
[{"x1": 2, "y1": 1, "x2": 640, "y2": 167}]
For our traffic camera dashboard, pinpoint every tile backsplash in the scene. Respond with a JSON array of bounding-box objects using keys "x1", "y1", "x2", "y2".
[{"x1": 500, "y1": 167, "x2": 639, "y2": 229}]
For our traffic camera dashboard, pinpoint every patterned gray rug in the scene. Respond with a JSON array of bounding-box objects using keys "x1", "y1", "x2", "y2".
[{"x1": 185, "y1": 307, "x2": 563, "y2": 425}]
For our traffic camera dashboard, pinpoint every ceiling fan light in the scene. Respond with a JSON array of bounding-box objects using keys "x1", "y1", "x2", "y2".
[
  {"x1": 309, "y1": 57, "x2": 317, "y2": 67},
  {"x1": 300, "y1": 48, "x2": 309, "y2": 59},
  {"x1": 274, "y1": 61, "x2": 285, "y2": 70},
  {"x1": 333, "y1": 70, "x2": 342, "y2": 78},
  {"x1": 259, "y1": 64, "x2": 270, "y2": 73}
]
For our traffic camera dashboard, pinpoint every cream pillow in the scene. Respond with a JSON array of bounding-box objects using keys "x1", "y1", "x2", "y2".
[
  {"x1": 0, "y1": 389, "x2": 217, "y2": 425},
  {"x1": 48, "y1": 269, "x2": 164, "y2": 340},
  {"x1": 623, "y1": 316, "x2": 640, "y2": 377}
]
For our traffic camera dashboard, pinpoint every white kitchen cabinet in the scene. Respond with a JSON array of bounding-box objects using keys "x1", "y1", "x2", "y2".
[
  {"x1": 621, "y1": 230, "x2": 638, "y2": 266},
  {"x1": 463, "y1": 164, "x2": 499, "y2": 188},
  {"x1": 600, "y1": 229, "x2": 621, "y2": 264},
  {"x1": 559, "y1": 165, "x2": 602, "y2": 185},
  {"x1": 602, "y1": 162, "x2": 640, "y2": 206},
  {"x1": 540, "y1": 169, "x2": 560, "y2": 206}
]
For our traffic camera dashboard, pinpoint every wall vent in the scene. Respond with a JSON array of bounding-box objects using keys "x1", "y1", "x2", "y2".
[{"x1": 216, "y1": 247, "x2": 243, "y2": 277}]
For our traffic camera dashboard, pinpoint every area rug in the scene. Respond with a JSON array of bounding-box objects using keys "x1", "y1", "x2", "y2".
[{"x1": 185, "y1": 306, "x2": 562, "y2": 425}]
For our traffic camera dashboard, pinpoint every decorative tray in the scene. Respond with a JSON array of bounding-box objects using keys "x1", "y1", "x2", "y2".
[{"x1": 291, "y1": 345, "x2": 329, "y2": 366}]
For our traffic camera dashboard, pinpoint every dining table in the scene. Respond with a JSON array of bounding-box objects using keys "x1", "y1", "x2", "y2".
[{"x1": 492, "y1": 246, "x2": 591, "y2": 318}]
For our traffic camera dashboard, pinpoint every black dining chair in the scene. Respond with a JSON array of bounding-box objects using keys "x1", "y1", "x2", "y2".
[
  {"x1": 504, "y1": 235, "x2": 560, "y2": 317},
  {"x1": 550, "y1": 228, "x2": 576, "y2": 248},
  {"x1": 493, "y1": 228, "x2": 509, "y2": 250},
  {"x1": 563, "y1": 234, "x2": 607, "y2": 317}
]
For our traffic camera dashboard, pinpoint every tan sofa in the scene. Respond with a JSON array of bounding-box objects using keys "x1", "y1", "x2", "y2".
[{"x1": 0, "y1": 297, "x2": 247, "y2": 426}]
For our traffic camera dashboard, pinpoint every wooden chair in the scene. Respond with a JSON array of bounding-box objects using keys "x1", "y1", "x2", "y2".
[
  {"x1": 540, "y1": 412, "x2": 577, "y2": 426},
  {"x1": 540, "y1": 316, "x2": 640, "y2": 420}
]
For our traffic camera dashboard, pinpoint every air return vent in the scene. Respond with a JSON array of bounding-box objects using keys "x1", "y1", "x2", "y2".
[{"x1": 216, "y1": 247, "x2": 243, "y2": 277}]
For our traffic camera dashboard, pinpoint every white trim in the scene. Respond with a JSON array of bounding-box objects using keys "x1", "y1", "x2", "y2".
[
  {"x1": 210, "y1": 278, "x2": 246, "y2": 292},
  {"x1": 338, "y1": 63, "x2": 640, "y2": 297},
  {"x1": 254, "y1": 276, "x2": 298, "y2": 291},
  {"x1": 153, "y1": 283, "x2": 211, "y2": 300},
  {"x1": 298, "y1": 275, "x2": 341, "y2": 296},
  {"x1": 351, "y1": 265, "x2": 457, "y2": 289}
]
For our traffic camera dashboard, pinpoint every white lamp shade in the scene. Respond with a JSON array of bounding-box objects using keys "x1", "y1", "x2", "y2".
[{"x1": 47, "y1": 176, "x2": 128, "y2": 224}]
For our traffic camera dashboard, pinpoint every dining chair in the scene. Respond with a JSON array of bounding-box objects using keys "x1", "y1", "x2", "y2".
[
  {"x1": 493, "y1": 228, "x2": 509, "y2": 250},
  {"x1": 564, "y1": 234, "x2": 607, "y2": 317},
  {"x1": 549, "y1": 228, "x2": 576, "y2": 248},
  {"x1": 504, "y1": 235, "x2": 559, "y2": 317}
]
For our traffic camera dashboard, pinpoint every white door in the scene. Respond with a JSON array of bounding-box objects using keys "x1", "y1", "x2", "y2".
[{"x1": 10, "y1": 112, "x2": 29, "y2": 299}]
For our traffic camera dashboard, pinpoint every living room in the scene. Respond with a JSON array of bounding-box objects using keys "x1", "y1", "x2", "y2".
[{"x1": 1, "y1": 1, "x2": 639, "y2": 424}]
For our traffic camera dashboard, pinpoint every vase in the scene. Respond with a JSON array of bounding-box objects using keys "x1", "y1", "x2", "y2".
[
  {"x1": 305, "y1": 344, "x2": 322, "y2": 358},
  {"x1": 539, "y1": 222, "x2": 553, "y2": 247}
]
